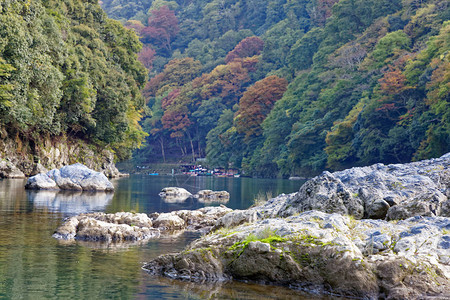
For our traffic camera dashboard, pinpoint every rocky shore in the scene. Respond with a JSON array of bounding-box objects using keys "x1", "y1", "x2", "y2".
[
  {"x1": 0, "y1": 135, "x2": 121, "y2": 178},
  {"x1": 53, "y1": 153, "x2": 450, "y2": 299},
  {"x1": 53, "y1": 206, "x2": 233, "y2": 242}
]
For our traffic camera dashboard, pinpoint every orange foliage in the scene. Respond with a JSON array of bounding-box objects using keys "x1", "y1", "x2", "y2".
[{"x1": 235, "y1": 75, "x2": 288, "y2": 141}]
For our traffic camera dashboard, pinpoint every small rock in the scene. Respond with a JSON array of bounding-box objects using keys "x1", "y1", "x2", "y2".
[
  {"x1": 159, "y1": 187, "x2": 192, "y2": 203},
  {"x1": 153, "y1": 213, "x2": 186, "y2": 230},
  {"x1": 248, "y1": 241, "x2": 271, "y2": 253}
]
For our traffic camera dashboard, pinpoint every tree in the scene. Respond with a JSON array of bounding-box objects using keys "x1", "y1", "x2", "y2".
[
  {"x1": 225, "y1": 36, "x2": 264, "y2": 63},
  {"x1": 234, "y1": 76, "x2": 288, "y2": 142},
  {"x1": 141, "y1": 6, "x2": 179, "y2": 53},
  {"x1": 144, "y1": 57, "x2": 202, "y2": 97},
  {"x1": 138, "y1": 46, "x2": 156, "y2": 70},
  {"x1": 0, "y1": 58, "x2": 15, "y2": 108}
]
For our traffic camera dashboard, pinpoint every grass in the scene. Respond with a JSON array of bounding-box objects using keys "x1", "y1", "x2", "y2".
[
  {"x1": 252, "y1": 191, "x2": 273, "y2": 207},
  {"x1": 227, "y1": 226, "x2": 286, "y2": 258}
]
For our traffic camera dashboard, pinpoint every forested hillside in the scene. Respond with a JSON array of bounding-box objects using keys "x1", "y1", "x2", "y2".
[
  {"x1": 0, "y1": 0, "x2": 147, "y2": 167},
  {"x1": 101, "y1": 0, "x2": 450, "y2": 177}
]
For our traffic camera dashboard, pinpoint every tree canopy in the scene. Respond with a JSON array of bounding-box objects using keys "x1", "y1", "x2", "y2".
[{"x1": 100, "y1": 0, "x2": 449, "y2": 176}]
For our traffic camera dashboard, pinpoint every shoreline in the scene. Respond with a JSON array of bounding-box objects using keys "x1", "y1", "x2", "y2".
[{"x1": 53, "y1": 153, "x2": 450, "y2": 299}]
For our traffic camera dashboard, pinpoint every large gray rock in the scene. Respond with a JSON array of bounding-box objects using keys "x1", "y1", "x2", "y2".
[
  {"x1": 0, "y1": 160, "x2": 26, "y2": 178},
  {"x1": 25, "y1": 163, "x2": 114, "y2": 191},
  {"x1": 279, "y1": 153, "x2": 450, "y2": 220},
  {"x1": 143, "y1": 210, "x2": 450, "y2": 299},
  {"x1": 53, "y1": 212, "x2": 157, "y2": 242}
]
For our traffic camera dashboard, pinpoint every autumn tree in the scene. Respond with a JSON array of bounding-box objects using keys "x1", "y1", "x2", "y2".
[
  {"x1": 225, "y1": 36, "x2": 264, "y2": 63},
  {"x1": 144, "y1": 57, "x2": 202, "y2": 97},
  {"x1": 234, "y1": 76, "x2": 288, "y2": 142},
  {"x1": 124, "y1": 20, "x2": 145, "y2": 35},
  {"x1": 138, "y1": 46, "x2": 156, "y2": 70},
  {"x1": 141, "y1": 5, "x2": 179, "y2": 53}
]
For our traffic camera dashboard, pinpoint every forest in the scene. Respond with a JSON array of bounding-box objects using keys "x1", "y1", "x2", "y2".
[
  {"x1": 0, "y1": 0, "x2": 147, "y2": 160},
  {"x1": 1, "y1": 0, "x2": 448, "y2": 177},
  {"x1": 100, "y1": 0, "x2": 449, "y2": 177}
]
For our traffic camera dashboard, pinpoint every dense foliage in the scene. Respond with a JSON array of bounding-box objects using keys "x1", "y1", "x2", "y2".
[
  {"x1": 0, "y1": 0, "x2": 147, "y2": 159},
  {"x1": 101, "y1": 0, "x2": 449, "y2": 176}
]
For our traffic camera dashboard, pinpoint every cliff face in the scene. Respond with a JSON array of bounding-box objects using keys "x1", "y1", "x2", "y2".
[{"x1": 0, "y1": 135, "x2": 120, "y2": 178}]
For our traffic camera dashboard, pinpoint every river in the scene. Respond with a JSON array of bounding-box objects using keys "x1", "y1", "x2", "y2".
[{"x1": 0, "y1": 175, "x2": 336, "y2": 299}]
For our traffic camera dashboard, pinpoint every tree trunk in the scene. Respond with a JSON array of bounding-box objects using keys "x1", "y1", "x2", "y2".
[
  {"x1": 187, "y1": 132, "x2": 195, "y2": 163},
  {"x1": 159, "y1": 137, "x2": 166, "y2": 163}
]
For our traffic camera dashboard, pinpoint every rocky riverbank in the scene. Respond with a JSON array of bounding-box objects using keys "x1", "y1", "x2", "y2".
[
  {"x1": 53, "y1": 206, "x2": 233, "y2": 242},
  {"x1": 142, "y1": 154, "x2": 450, "y2": 299},
  {"x1": 53, "y1": 153, "x2": 450, "y2": 299},
  {"x1": 0, "y1": 135, "x2": 121, "y2": 178}
]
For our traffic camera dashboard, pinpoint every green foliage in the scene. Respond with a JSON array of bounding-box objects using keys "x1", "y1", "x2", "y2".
[
  {"x1": 0, "y1": 0, "x2": 148, "y2": 159},
  {"x1": 119, "y1": 0, "x2": 449, "y2": 175}
]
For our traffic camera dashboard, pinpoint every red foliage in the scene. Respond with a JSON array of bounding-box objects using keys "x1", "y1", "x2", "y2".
[
  {"x1": 375, "y1": 103, "x2": 396, "y2": 112},
  {"x1": 141, "y1": 6, "x2": 179, "y2": 51},
  {"x1": 161, "y1": 106, "x2": 192, "y2": 137},
  {"x1": 225, "y1": 36, "x2": 264, "y2": 63},
  {"x1": 138, "y1": 46, "x2": 156, "y2": 70},
  {"x1": 161, "y1": 89, "x2": 180, "y2": 110},
  {"x1": 378, "y1": 66, "x2": 408, "y2": 95},
  {"x1": 143, "y1": 73, "x2": 164, "y2": 100},
  {"x1": 235, "y1": 75, "x2": 288, "y2": 141}
]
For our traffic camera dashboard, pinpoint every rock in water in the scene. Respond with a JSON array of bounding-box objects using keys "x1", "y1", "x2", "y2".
[
  {"x1": 279, "y1": 153, "x2": 450, "y2": 220},
  {"x1": 53, "y1": 206, "x2": 233, "y2": 242},
  {"x1": 158, "y1": 187, "x2": 192, "y2": 202},
  {"x1": 25, "y1": 163, "x2": 114, "y2": 191},
  {"x1": 194, "y1": 190, "x2": 230, "y2": 203},
  {"x1": 53, "y1": 212, "x2": 158, "y2": 242},
  {"x1": 143, "y1": 211, "x2": 450, "y2": 299}
]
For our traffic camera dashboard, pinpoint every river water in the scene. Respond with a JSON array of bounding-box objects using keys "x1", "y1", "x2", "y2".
[{"x1": 0, "y1": 175, "x2": 336, "y2": 299}]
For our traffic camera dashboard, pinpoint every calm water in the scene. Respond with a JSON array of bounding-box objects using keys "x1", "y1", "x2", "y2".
[{"x1": 0, "y1": 175, "x2": 336, "y2": 299}]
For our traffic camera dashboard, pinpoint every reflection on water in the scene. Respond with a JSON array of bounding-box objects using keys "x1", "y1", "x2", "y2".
[
  {"x1": 0, "y1": 176, "x2": 338, "y2": 300},
  {"x1": 160, "y1": 194, "x2": 192, "y2": 203},
  {"x1": 28, "y1": 190, "x2": 113, "y2": 214},
  {"x1": 139, "y1": 277, "x2": 331, "y2": 300}
]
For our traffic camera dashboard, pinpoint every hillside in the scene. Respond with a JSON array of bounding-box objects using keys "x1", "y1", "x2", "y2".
[
  {"x1": 101, "y1": 0, "x2": 450, "y2": 177},
  {"x1": 0, "y1": 0, "x2": 148, "y2": 175}
]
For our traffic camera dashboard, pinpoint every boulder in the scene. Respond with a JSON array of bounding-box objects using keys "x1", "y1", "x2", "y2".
[
  {"x1": 53, "y1": 212, "x2": 158, "y2": 242},
  {"x1": 25, "y1": 173, "x2": 58, "y2": 189},
  {"x1": 279, "y1": 153, "x2": 450, "y2": 220},
  {"x1": 175, "y1": 205, "x2": 233, "y2": 230},
  {"x1": 159, "y1": 187, "x2": 192, "y2": 203},
  {"x1": 25, "y1": 163, "x2": 114, "y2": 191},
  {"x1": 152, "y1": 213, "x2": 186, "y2": 230},
  {"x1": 194, "y1": 190, "x2": 230, "y2": 203},
  {"x1": 0, "y1": 160, "x2": 25, "y2": 178},
  {"x1": 213, "y1": 209, "x2": 258, "y2": 229},
  {"x1": 54, "y1": 205, "x2": 234, "y2": 242},
  {"x1": 143, "y1": 211, "x2": 450, "y2": 299}
]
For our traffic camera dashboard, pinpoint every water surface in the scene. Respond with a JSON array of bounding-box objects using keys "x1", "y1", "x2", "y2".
[{"x1": 0, "y1": 175, "x2": 338, "y2": 299}]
